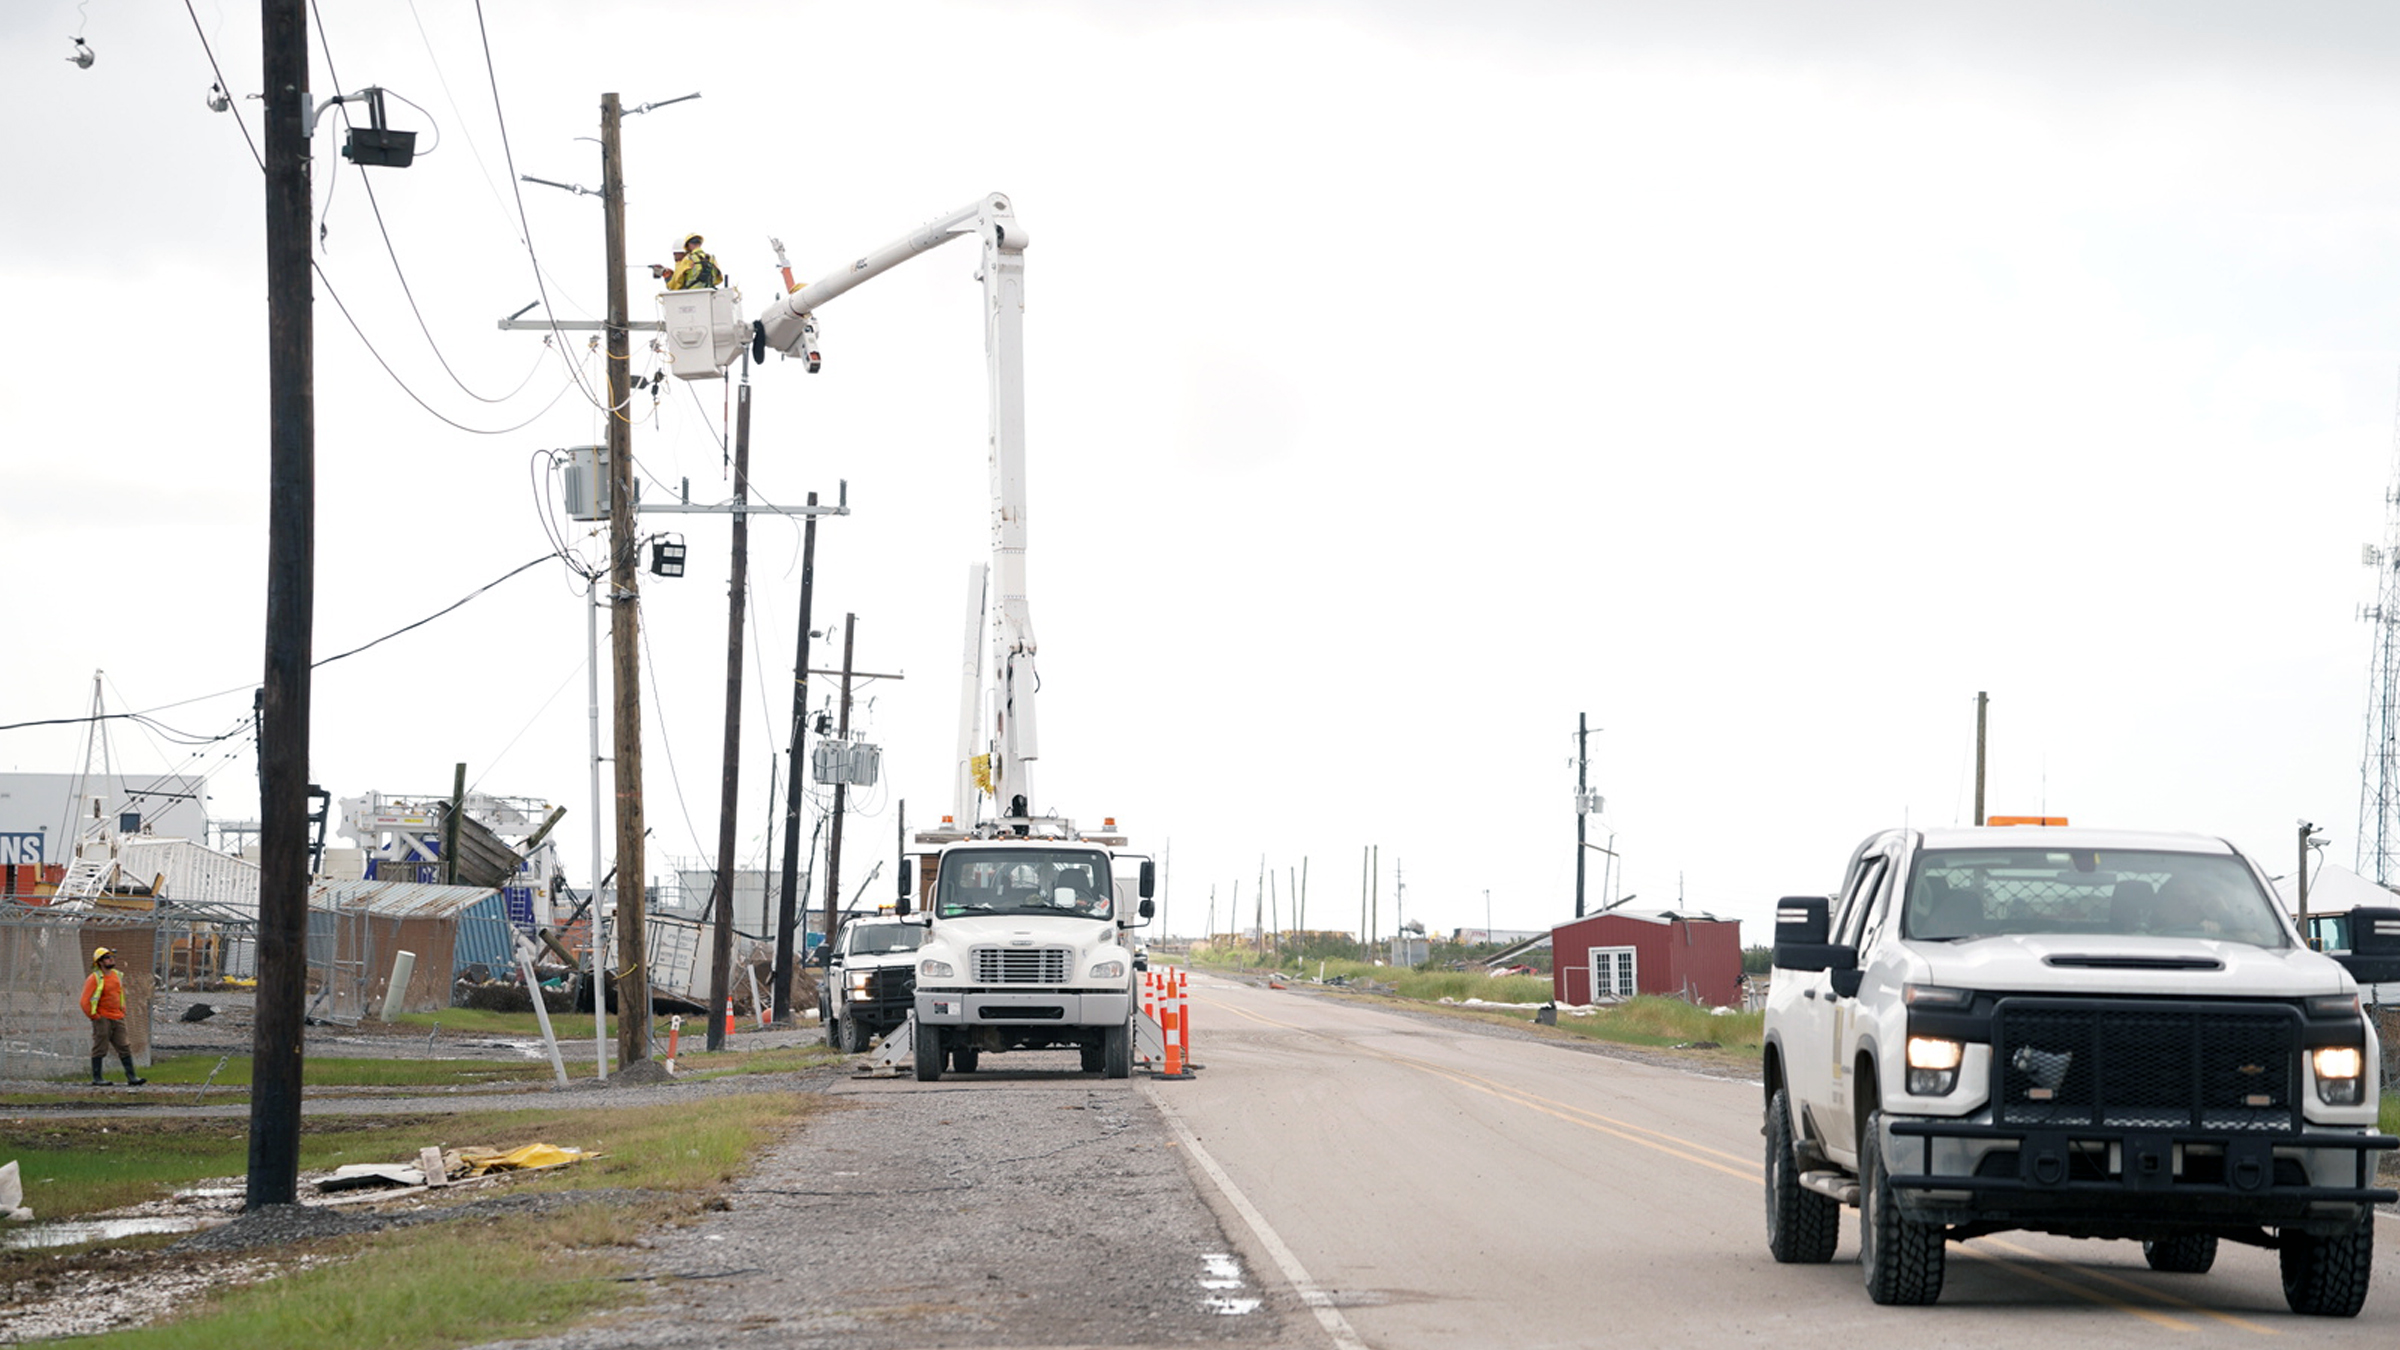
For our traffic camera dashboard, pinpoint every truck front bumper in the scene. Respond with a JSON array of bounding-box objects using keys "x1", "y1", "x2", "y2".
[
  {"x1": 915, "y1": 988, "x2": 1133, "y2": 1027},
  {"x1": 1883, "y1": 1116, "x2": 2396, "y2": 1236}
]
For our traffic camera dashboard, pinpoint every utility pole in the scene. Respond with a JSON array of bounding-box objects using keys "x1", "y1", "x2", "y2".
[
  {"x1": 600, "y1": 92, "x2": 651, "y2": 1066},
  {"x1": 1575, "y1": 713, "x2": 1591, "y2": 919},
  {"x1": 1973, "y1": 691, "x2": 1988, "y2": 827},
  {"x1": 248, "y1": 0, "x2": 313, "y2": 1212},
  {"x1": 1370, "y1": 845, "x2": 1379, "y2": 958},
  {"x1": 1359, "y1": 846, "x2": 1369, "y2": 958},
  {"x1": 821, "y1": 614, "x2": 858, "y2": 946},
  {"x1": 704, "y1": 359, "x2": 754, "y2": 1051},
  {"x1": 772, "y1": 492, "x2": 819, "y2": 1021}
]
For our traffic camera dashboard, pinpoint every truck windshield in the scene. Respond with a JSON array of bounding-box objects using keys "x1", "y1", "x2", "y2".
[
  {"x1": 936, "y1": 848, "x2": 1115, "y2": 919},
  {"x1": 845, "y1": 923, "x2": 923, "y2": 956},
  {"x1": 1902, "y1": 847, "x2": 2288, "y2": 948}
]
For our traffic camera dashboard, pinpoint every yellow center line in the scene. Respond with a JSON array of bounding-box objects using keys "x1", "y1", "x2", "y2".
[
  {"x1": 1201, "y1": 992, "x2": 1760, "y2": 1178},
  {"x1": 1952, "y1": 1244, "x2": 2198, "y2": 1330},
  {"x1": 1971, "y1": 1236, "x2": 2281, "y2": 1336}
]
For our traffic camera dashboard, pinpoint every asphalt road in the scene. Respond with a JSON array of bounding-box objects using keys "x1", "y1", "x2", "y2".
[{"x1": 1154, "y1": 971, "x2": 2400, "y2": 1349}]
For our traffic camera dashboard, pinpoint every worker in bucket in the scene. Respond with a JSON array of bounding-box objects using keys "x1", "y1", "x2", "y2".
[
  {"x1": 81, "y1": 947, "x2": 145, "y2": 1086},
  {"x1": 654, "y1": 231, "x2": 725, "y2": 290}
]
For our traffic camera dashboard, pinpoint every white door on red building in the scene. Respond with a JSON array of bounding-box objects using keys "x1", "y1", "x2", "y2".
[{"x1": 1588, "y1": 946, "x2": 1637, "y2": 999}]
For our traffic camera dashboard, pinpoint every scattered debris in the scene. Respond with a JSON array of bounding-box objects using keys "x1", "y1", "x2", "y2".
[
  {"x1": 179, "y1": 1002, "x2": 217, "y2": 1023},
  {"x1": 1, "y1": 1159, "x2": 28, "y2": 1222}
]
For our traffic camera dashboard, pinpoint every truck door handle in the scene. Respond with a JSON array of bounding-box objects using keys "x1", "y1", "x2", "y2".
[{"x1": 1803, "y1": 989, "x2": 1817, "y2": 1000}]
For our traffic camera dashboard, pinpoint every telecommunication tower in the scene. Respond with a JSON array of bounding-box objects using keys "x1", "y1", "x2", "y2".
[{"x1": 2356, "y1": 387, "x2": 2400, "y2": 884}]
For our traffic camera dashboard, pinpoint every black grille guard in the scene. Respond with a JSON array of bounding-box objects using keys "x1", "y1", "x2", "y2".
[{"x1": 1887, "y1": 1117, "x2": 2397, "y2": 1205}]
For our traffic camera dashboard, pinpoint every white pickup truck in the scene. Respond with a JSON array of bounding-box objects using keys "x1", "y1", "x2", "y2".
[{"x1": 1763, "y1": 827, "x2": 2396, "y2": 1315}]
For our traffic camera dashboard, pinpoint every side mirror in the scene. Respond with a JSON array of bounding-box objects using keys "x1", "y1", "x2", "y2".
[
  {"x1": 899, "y1": 859, "x2": 913, "y2": 904},
  {"x1": 1772, "y1": 895, "x2": 1858, "y2": 974},
  {"x1": 1139, "y1": 860, "x2": 1156, "y2": 899},
  {"x1": 1139, "y1": 898, "x2": 1155, "y2": 921},
  {"x1": 895, "y1": 893, "x2": 912, "y2": 919}
]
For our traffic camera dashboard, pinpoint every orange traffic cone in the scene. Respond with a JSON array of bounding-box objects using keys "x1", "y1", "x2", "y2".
[{"x1": 723, "y1": 998, "x2": 737, "y2": 1038}]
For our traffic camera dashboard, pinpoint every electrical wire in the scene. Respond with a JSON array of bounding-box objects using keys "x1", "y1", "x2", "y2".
[
  {"x1": 636, "y1": 610, "x2": 708, "y2": 862},
  {"x1": 310, "y1": 0, "x2": 540, "y2": 406},
  {"x1": 182, "y1": 0, "x2": 261, "y2": 170},
  {"x1": 473, "y1": 0, "x2": 615, "y2": 419},
  {"x1": 466, "y1": 651, "x2": 588, "y2": 796},
  {"x1": 315, "y1": 553, "x2": 556, "y2": 670}
]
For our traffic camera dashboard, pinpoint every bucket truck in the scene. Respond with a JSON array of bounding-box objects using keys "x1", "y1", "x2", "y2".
[{"x1": 693, "y1": 194, "x2": 1154, "y2": 1079}]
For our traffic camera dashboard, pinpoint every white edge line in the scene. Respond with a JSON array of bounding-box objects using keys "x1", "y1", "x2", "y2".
[{"x1": 1143, "y1": 1080, "x2": 1370, "y2": 1350}]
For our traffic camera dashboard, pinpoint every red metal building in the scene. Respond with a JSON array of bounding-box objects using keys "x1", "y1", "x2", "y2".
[{"x1": 1551, "y1": 909, "x2": 1743, "y2": 1006}]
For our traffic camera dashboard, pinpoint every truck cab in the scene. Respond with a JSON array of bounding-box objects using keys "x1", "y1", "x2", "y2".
[{"x1": 901, "y1": 830, "x2": 1154, "y2": 1081}]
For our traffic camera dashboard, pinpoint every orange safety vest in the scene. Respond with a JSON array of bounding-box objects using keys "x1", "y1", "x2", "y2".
[{"x1": 82, "y1": 969, "x2": 124, "y2": 1020}]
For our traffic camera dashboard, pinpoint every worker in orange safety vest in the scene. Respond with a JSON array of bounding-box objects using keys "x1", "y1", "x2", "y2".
[{"x1": 82, "y1": 947, "x2": 145, "y2": 1086}]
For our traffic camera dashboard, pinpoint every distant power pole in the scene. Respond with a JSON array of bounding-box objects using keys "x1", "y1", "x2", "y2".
[
  {"x1": 600, "y1": 92, "x2": 651, "y2": 1065},
  {"x1": 704, "y1": 360, "x2": 753, "y2": 1052},
  {"x1": 1575, "y1": 714, "x2": 1591, "y2": 918},
  {"x1": 821, "y1": 613, "x2": 859, "y2": 945},
  {"x1": 1973, "y1": 691, "x2": 1988, "y2": 827},
  {"x1": 248, "y1": 0, "x2": 314, "y2": 1212},
  {"x1": 772, "y1": 492, "x2": 820, "y2": 1021}
]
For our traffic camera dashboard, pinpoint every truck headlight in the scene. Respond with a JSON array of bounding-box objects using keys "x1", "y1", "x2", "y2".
[
  {"x1": 1906, "y1": 1036, "x2": 1963, "y2": 1096},
  {"x1": 1089, "y1": 960, "x2": 1125, "y2": 980},
  {"x1": 919, "y1": 957, "x2": 955, "y2": 979},
  {"x1": 2314, "y1": 1045, "x2": 2365, "y2": 1105},
  {"x1": 847, "y1": 972, "x2": 871, "y2": 996}
]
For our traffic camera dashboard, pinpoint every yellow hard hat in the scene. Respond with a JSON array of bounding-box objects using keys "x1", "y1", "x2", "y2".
[
  {"x1": 682, "y1": 232, "x2": 704, "y2": 249},
  {"x1": 92, "y1": 947, "x2": 113, "y2": 964}
]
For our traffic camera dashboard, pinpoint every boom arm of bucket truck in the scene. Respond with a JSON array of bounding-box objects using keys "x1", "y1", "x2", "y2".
[{"x1": 752, "y1": 193, "x2": 1040, "y2": 829}]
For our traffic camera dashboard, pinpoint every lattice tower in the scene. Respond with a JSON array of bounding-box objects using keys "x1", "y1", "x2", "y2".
[{"x1": 2356, "y1": 381, "x2": 2400, "y2": 883}]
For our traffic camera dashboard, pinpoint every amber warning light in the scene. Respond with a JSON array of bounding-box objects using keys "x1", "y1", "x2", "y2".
[{"x1": 1987, "y1": 816, "x2": 2069, "y2": 827}]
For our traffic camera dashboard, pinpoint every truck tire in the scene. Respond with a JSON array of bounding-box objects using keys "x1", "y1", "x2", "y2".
[
  {"x1": 1103, "y1": 1019, "x2": 1132, "y2": 1079},
  {"x1": 913, "y1": 1024, "x2": 944, "y2": 1082},
  {"x1": 2280, "y1": 1216, "x2": 2373, "y2": 1317},
  {"x1": 2143, "y1": 1234, "x2": 2218, "y2": 1274},
  {"x1": 840, "y1": 1013, "x2": 871, "y2": 1054},
  {"x1": 1860, "y1": 1111, "x2": 1946, "y2": 1305},
  {"x1": 823, "y1": 1015, "x2": 840, "y2": 1048},
  {"x1": 1765, "y1": 1088, "x2": 1839, "y2": 1264},
  {"x1": 951, "y1": 1045, "x2": 979, "y2": 1074},
  {"x1": 1080, "y1": 1036, "x2": 1105, "y2": 1073}
]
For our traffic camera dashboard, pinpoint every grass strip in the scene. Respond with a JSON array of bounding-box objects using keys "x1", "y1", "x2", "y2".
[
  {"x1": 41, "y1": 1093, "x2": 815, "y2": 1350},
  {"x1": 1, "y1": 1093, "x2": 818, "y2": 1220}
]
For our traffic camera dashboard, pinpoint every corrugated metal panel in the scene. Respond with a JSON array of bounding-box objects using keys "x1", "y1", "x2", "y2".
[
  {"x1": 450, "y1": 891, "x2": 516, "y2": 973},
  {"x1": 307, "y1": 877, "x2": 503, "y2": 919}
]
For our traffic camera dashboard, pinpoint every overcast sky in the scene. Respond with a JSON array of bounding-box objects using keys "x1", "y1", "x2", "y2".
[{"x1": 8, "y1": 2, "x2": 2400, "y2": 945}]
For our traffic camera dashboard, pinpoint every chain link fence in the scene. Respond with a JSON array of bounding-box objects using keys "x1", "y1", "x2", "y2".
[{"x1": 0, "y1": 906, "x2": 158, "y2": 1081}]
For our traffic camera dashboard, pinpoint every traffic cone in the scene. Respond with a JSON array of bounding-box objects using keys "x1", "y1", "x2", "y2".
[{"x1": 723, "y1": 997, "x2": 736, "y2": 1038}]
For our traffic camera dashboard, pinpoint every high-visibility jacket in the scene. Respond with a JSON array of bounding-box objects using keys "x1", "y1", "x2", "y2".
[
  {"x1": 82, "y1": 969, "x2": 124, "y2": 1021},
  {"x1": 667, "y1": 248, "x2": 724, "y2": 291}
]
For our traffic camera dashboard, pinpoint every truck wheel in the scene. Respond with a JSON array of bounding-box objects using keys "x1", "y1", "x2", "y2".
[
  {"x1": 2280, "y1": 1216, "x2": 2373, "y2": 1317},
  {"x1": 840, "y1": 1013, "x2": 872, "y2": 1054},
  {"x1": 1103, "y1": 1019, "x2": 1132, "y2": 1079},
  {"x1": 1765, "y1": 1088, "x2": 1839, "y2": 1263},
  {"x1": 1859, "y1": 1111, "x2": 1946, "y2": 1305},
  {"x1": 1079, "y1": 1037, "x2": 1105, "y2": 1073},
  {"x1": 822, "y1": 1009, "x2": 839, "y2": 1048},
  {"x1": 2143, "y1": 1234, "x2": 2218, "y2": 1274},
  {"x1": 913, "y1": 1024, "x2": 944, "y2": 1082},
  {"x1": 951, "y1": 1045, "x2": 979, "y2": 1074}
]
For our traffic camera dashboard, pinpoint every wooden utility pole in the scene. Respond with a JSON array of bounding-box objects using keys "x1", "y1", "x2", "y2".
[
  {"x1": 821, "y1": 613, "x2": 859, "y2": 945},
  {"x1": 1974, "y1": 691, "x2": 1989, "y2": 827},
  {"x1": 600, "y1": 92, "x2": 650, "y2": 1065},
  {"x1": 248, "y1": 0, "x2": 313, "y2": 1212},
  {"x1": 772, "y1": 493, "x2": 819, "y2": 1021},
  {"x1": 1575, "y1": 713, "x2": 1591, "y2": 918},
  {"x1": 705, "y1": 362, "x2": 753, "y2": 1051}
]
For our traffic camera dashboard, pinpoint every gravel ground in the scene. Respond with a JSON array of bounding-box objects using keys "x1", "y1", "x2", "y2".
[{"x1": 480, "y1": 1056, "x2": 1299, "y2": 1350}]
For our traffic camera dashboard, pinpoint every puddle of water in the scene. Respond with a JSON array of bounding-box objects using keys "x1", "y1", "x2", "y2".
[
  {"x1": 1197, "y1": 1252, "x2": 1256, "y2": 1310},
  {"x1": 4, "y1": 1216, "x2": 220, "y2": 1250}
]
